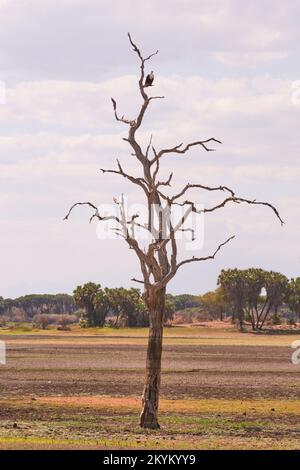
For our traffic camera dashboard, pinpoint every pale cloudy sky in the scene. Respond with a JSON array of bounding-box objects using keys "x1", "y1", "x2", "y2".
[{"x1": 0, "y1": 0, "x2": 299, "y2": 298}]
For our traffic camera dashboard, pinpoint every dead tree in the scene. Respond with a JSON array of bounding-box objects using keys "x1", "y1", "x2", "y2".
[{"x1": 65, "y1": 34, "x2": 283, "y2": 429}]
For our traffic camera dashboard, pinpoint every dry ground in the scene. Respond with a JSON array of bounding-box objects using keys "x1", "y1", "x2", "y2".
[{"x1": 0, "y1": 325, "x2": 300, "y2": 449}]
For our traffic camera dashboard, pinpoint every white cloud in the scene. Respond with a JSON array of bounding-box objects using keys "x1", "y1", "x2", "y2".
[
  {"x1": 0, "y1": 0, "x2": 299, "y2": 81},
  {"x1": 0, "y1": 78, "x2": 138, "y2": 128},
  {"x1": 0, "y1": 1, "x2": 299, "y2": 296},
  {"x1": 213, "y1": 51, "x2": 290, "y2": 66},
  {"x1": 0, "y1": 74, "x2": 298, "y2": 141}
]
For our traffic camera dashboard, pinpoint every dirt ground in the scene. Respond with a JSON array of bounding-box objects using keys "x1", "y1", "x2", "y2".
[{"x1": 0, "y1": 327, "x2": 300, "y2": 449}]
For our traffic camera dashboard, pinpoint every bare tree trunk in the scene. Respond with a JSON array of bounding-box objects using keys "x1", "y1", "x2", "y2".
[
  {"x1": 237, "y1": 307, "x2": 244, "y2": 331},
  {"x1": 140, "y1": 288, "x2": 165, "y2": 429},
  {"x1": 259, "y1": 303, "x2": 272, "y2": 330},
  {"x1": 249, "y1": 308, "x2": 256, "y2": 331}
]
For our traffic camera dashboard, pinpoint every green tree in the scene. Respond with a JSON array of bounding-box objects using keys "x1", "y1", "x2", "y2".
[
  {"x1": 73, "y1": 283, "x2": 102, "y2": 327},
  {"x1": 218, "y1": 269, "x2": 246, "y2": 330},
  {"x1": 172, "y1": 294, "x2": 201, "y2": 310},
  {"x1": 164, "y1": 294, "x2": 176, "y2": 324},
  {"x1": 0, "y1": 297, "x2": 4, "y2": 315},
  {"x1": 260, "y1": 271, "x2": 289, "y2": 329},
  {"x1": 287, "y1": 277, "x2": 300, "y2": 325},
  {"x1": 242, "y1": 268, "x2": 266, "y2": 330},
  {"x1": 107, "y1": 288, "x2": 147, "y2": 327},
  {"x1": 198, "y1": 287, "x2": 231, "y2": 321},
  {"x1": 218, "y1": 268, "x2": 289, "y2": 330},
  {"x1": 93, "y1": 287, "x2": 112, "y2": 327}
]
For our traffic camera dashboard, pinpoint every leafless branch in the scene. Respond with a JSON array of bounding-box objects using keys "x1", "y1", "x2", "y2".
[
  {"x1": 131, "y1": 277, "x2": 153, "y2": 287},
  {"x1": 152, "y1": 147, "x2": 160, "y2": 182},
  {"x1": 155, "y1": 204, "x2": 194, "y2": 252},
  {"x1": 64, "y1": 200, "x2": 140, "y2": 231},
  {"x1": 178, "y1": 227, "x2": 196, "y2": 241},
  {"x1": 149, "y1": 95, "x2": 165, "y2": 101},
  {"x1": 151, "y1": 138, "x2": 222, "y2": 165},
  {"x1": 111, "y1": 97, "x2": 135, "y2": 126},
  {"x1": 170, "y1": 183, "x2": 235, "y2": 202},
  {"x1": 176, "y1": 235, "x2": 236, "y2": 270},
  {"x1": 64, "y1": 202, "x2": 99, "y2": 222},
  {"x1": 101, "y1": 159, "x2": 149, "y2": 195},
  {"x1": 206, "y1": 197, "x2": 283, "y2": 225},
  {"x1": 128, "y1": 33, "x2": 158, "y2": 64},
  {"x1": 127, "y1": 32, "x2": 159, "y2": 101},
  {"x1": 156, "y1": 172, "x2": 173, "y2": 188},
  {"x1": 173, "y1": 195, "x2": 284, "y2": 226},
  {"x1": 145, "y1": 134, "x2": 153, "y2": 159}
]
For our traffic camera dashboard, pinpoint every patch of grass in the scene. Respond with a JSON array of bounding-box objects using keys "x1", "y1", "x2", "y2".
[
  {"x1": 1, "y1": 396, "x2": 300, "y2": 450},
  {"x1": 30, "y1": 396, "x2": 300, "y2": 415},
  {"x1": 0, "y1": 435, "x2": 299, "y2": 450},
  {"x1": 1, "y1": 325, "x2": 298, "y2": 346}
]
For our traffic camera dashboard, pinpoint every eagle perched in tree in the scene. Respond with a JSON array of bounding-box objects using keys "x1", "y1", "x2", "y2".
[{"x1": 144, "y1": 71, "x2": 154, "y2": 87}]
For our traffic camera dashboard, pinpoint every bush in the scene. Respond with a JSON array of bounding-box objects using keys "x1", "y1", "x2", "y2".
[
  {"x1": 272, "y1": 312, "x2": 282, "y2": 325},
  {"x1": 57, "y1": 314, "x2": 77, "y2": 330},
  {"x1": 79, "y1": 317, "x2": 88, "y2": 328},
  {"x1": 0, "y1": 315, "x2": 9, "y2": 327},
  {"x1": 10, "y1": 309, "x2": 27, "y2": 323},
  {"x1": 288, "y1": 317, "x2": 297, "y2": 327},
  {"x1": 33, "y1": 314, "x2": 50, "y2": 329}
]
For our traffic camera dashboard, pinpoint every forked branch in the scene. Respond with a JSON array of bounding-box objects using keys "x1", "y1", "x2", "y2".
[
  {"x1": 65, "y1": 33, "x2": 284, "y2": 294},
  {"x1": 150, "y1": 138, "x2": 222, "y2": 165},
  {"x1": 127, "y1": 32, "x2": 159, "y2": 101},
  {"x1": 111, "y1": 97, "x2": 135, "y2": 126},
  {"x1": 176, "y1": 235, "x2": 236, "y2": 270},
  {"x1": 174, "y1": 196, "x2": 284, "y2": 225},
  {"x1": 101, "y1": 159, "x2": 149, "y2": 195}
]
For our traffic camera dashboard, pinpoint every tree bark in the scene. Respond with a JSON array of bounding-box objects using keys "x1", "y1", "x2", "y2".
[
  {"x1": 140, "y1": 288, "x2": 165, "y2": 429},
  {"x1": 237, "y1": 307, "x2": 244, "y2": 331}
]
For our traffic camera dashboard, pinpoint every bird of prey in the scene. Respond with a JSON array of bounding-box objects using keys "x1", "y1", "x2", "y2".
[{"x1": 144, "y1": 71, "x2": 154, "y2": 87}]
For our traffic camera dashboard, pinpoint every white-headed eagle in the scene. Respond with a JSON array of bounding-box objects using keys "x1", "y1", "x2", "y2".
[{"x1": 144, "y1": 71, "x2": 154, "y2": 87}]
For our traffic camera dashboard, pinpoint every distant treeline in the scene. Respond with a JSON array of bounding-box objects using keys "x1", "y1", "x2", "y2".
[
  {"x1": 1, "y1": 269, "x2": 299, "y2": 330},
  {"x1": 0, "y1": 294, "x2": 75, "y2": 322},
  {"x1": 0, "y1": 290, "x2": 196, "y2": 320}
]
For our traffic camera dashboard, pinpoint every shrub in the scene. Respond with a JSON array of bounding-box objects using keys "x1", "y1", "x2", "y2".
[
  {"x1": 272, "y1": 312, "x2": 282, "y2": 325},
  {"x1": 33, "y1": 314, "x2": 50, "y2": 329}
]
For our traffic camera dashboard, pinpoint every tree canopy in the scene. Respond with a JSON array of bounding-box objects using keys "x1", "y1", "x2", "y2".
[{"x1": 218, "y1": 268, "x2": 289, "y2": 330}]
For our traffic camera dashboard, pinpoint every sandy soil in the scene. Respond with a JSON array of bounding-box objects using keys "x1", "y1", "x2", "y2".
[{"x1": 0, "y1": 335, "x2": 299, "y2": 399}]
